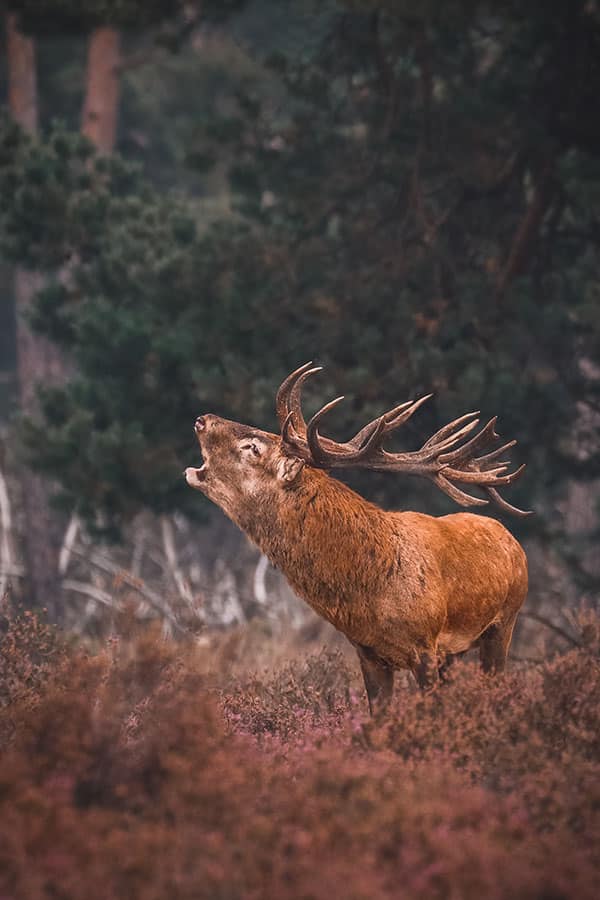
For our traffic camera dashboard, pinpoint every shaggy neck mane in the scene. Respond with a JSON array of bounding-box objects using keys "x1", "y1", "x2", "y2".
[{"x1": 240, "y1": 468, "x2": 397, "y2": 618}]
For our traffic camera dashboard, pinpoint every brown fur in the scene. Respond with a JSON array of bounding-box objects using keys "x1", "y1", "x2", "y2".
[{"x1": 185, "y1": 415, "x2": 528, "y2": 714}]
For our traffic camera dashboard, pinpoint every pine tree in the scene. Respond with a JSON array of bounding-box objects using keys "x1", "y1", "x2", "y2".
[{"x1": 2, "y1": 0, "x2": 201, "y2": 614}]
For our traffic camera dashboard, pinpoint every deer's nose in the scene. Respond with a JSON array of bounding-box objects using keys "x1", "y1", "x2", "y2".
[{"x1": 195, "y1": 416, "x2": 207, "y2": 432}]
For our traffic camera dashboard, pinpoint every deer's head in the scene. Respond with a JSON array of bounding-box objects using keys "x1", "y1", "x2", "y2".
[
  {"x1": 185, "y1": 363, "x2": 531, "y2": 519},
  {"x1": 184, "y1": 414, "x2": 305, "y2": 524}
]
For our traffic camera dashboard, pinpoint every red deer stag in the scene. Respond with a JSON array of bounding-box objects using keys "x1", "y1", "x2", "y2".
[{"x1": 185, "y1": 363, "x2": 530, "y2": 714}]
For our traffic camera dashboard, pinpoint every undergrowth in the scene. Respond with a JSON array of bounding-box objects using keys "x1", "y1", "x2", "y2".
[{"x1": 0, "y1": 607, "x2": 599, "y2": 899}]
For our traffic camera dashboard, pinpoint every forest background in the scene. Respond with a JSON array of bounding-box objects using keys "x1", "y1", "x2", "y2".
[
  {"x1": 1, "y1": 4, "x2": 600, "y2": 898},
  {"x1": 0, "y1": 0, "x2": 599, "y2": 655}
]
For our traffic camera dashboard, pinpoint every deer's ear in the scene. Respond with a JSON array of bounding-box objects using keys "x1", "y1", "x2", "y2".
[{"x1": 277, "y1": 455, "x2": 305, "y2": 484}]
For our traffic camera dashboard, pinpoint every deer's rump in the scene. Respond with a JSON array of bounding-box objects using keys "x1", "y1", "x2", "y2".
[{"x1": 371, "y1": 511, "x2": 528, "y2": 659}]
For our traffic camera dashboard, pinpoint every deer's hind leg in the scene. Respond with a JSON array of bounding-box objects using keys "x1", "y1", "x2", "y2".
[
  {"x1": 480, "y1": 544, "x2": 528, "y2": 674},
  {"x1": 438, "y1": 650, "x2": 467, "y2": 683},
  {"x1": 412, "y1": 650, "x2": 440, "y2": 691},
  {"x1": 479, "y1": 612, "x2": 519, "y2": 675}
]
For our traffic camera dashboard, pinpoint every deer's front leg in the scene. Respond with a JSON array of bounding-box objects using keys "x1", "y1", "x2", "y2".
[
  {"x1": 412, "y1": 650, "x2": 440, "y2": 691},
  {"x1": 356, "y1": 645, "x2": 394, "y2": 716}
]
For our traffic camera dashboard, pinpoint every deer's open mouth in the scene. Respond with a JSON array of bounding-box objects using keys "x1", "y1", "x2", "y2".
[{"x1": 184, "y1": 461, "x2": 208, "y2": 490}]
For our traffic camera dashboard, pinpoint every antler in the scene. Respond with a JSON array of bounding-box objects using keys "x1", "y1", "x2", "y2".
[{"x1": 276, "y1": 362, "x2": 532, "y2": 517}]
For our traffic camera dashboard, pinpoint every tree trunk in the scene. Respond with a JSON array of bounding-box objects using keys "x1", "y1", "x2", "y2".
[
  {"x1": 15, "y1": 271, "x2": 67, "y2": 618},
  {"x1": 81, "y1": 26, "x2": 121, "y2": 153},
  {"x1": 5, "y1": 17, "x2": 124, "y2": 620},
  {"x1": 6, "y1": 13, "x2": 65, "y2": 619},
  {"x1": 6, "y1": 13, "x2": 36, "y2": 132},
  {"x1": 494, "y1": 159, "x2": 557, "y2": 304}
]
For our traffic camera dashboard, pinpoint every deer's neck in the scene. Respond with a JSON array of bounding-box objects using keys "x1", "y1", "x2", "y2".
[{"x1": 240, "y1": 469, "x2": 396, "y2": 626}]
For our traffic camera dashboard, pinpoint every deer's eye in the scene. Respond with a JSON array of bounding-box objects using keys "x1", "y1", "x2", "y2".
[{"x1": 241, "y1": 442, "x2": 261, "y2": 457}]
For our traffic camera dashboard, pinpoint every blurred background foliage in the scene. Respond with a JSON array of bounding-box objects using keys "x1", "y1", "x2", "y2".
[{"x1": 0, "y1": 0, "x2": 599, "y2": 613}]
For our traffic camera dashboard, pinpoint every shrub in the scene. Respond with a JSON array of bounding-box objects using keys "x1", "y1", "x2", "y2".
[
  {"x1": 0, "y1": 620, "x2": 598, "y2": 899},
  {"x1": 0, "y1": 604, "x2": 65, "y2": 710}
]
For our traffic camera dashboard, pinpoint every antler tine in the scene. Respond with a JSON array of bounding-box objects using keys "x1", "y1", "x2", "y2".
[
  {"x1": 421, "y1": 411, "x2": 480, "y2": 451},
  {"x1": 288, "y1": 365, "x2": 324, "y2": 435},
  {"x1": 306, "y1": 396, "x2": 347, "y2": 464},
  {"x1": 434, "y1": 472, "x2": 490, "y2": 508},
  {"x1": 348, "y1": 400, "x2": 414, "y2": 450},
  {"x1": 368, "y1": 408, "x2": 529, "y2": 516},
  {"x1": 474, "y1": 440, "x2": 517, "y2": 469},
  {"x1": 384, "y1": 394, "x2": 433, "y2": 429},
  {"x1": 347, "y1": 395, "x2": 431, "y2": 452},
  {"x1": 305, "y1": 390, "x2": 432, "y2": 466},
  {"x1": 275, "y1": 365, "x2": 530, "y2": 516},
  {"x1": 311, "y1": 412, "x2": 390, "y2": 465},
  {"x1": 421, "y1": 416, "x2": 481, "y2": 457},
  {"x1": 383, "y1": 399, "x2": 418, "y2": 422},
  {"x1": 423, "y1": 419, "x2": 529, "y2": 512},
  {"x1": 443, "y1": 465, "x2": 513, "y2": 485},
  {"x1": 486, "y1": 486, "x2": 533, "y2": 518},
  {"x1": 279, "y1": 365, "x2": 373, "y2": 462},
  {"x1": 276, "y1": 362, "x2": 319, "y2": 431},
  {"x1": 438, "y1": 417, "x2": 500, "y2": 467},
  {"x1": 278, "y1": 367, "x2": 437, "y2": 466},
  {"x1": 280, "y1": 410, "x2": 297, "y2": 446}
]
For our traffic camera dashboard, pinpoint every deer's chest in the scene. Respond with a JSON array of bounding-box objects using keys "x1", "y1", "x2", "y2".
[{"x1": 289, "y1": 568, "x2": 377, "y2": 644}]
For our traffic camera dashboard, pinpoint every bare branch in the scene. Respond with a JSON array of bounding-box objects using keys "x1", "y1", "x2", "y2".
[
  {"x1": 62, "y1": 578, "x2": 117, "y2": 609},
  {"x1": 160, "y1": 515, "x2": 195, "y2": 609},
  {"x1": 0, "y1": 463, "x2": 16, "y2": 598},
  {"x1": 253, "y1": 553, "x2": 269, "y2": 606},
  {"x1": 520, "y1": 611, "x2": 579, "y2": 647},
  {"x1": 69, "y1": 545, "x2": 189, "y2": 634},
  {"x1": 494, "y1": 158, "x2": 557, "y2": 303},
  {"x1": 58, "y1": 513, "x2": 80, "y2": 576}
]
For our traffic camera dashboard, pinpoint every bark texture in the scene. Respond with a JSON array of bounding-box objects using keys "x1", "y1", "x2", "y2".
[
  {"x1": 6, "y1": 13, "x2": 36, "y2": 132},
  {"x1": 81, "y1": 27, "x2": 121, "y2": 153},
  {"x1": 6, "y1": 13, "x2": 66, "y2": 619},
  {"x1": 6, "y1": 17, "x2": 124, "y2": 617},
  {"x1": 494, "y1": 159, "x2": 557, "y2": 303}
]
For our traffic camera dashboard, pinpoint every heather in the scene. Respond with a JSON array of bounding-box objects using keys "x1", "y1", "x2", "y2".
[{"x1": 1, "y1": 609, "x2": 598, "y2": 899}]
